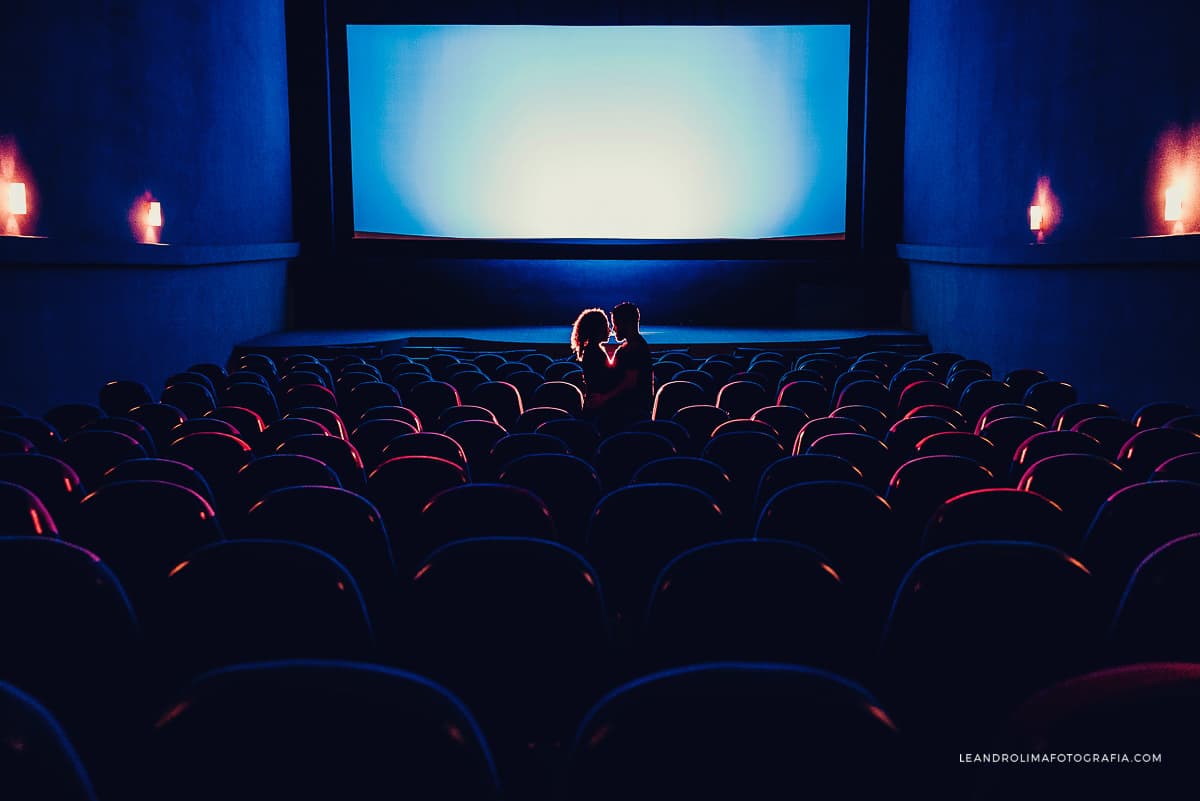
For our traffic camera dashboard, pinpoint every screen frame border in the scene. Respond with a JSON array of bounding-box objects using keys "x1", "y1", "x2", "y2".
[{"x1": 325, "y1": 3, "x2": 868, "y2": 261}]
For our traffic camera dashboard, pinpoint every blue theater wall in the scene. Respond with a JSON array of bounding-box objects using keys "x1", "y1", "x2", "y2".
[
  {"x1": 1, "y1": 1, "x2": 294, "y2": 413},
  {"x1": 902, "y1": 0, "x2": 1200, "y2": 412}
]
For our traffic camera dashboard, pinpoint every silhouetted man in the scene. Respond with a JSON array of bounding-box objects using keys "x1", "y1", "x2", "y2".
[{"x1": 600, "y1": 301, "x2": 653, "y2": 430}]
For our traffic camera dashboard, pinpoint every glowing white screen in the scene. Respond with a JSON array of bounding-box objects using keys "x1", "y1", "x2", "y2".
[{"x1": 347, "y1": 25, "x2": 850, "y2": 239}]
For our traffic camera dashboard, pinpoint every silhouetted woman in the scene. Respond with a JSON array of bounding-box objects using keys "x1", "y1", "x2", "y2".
[{"x1": 571, "y1": 308, "x2": 617, "y2": 416}]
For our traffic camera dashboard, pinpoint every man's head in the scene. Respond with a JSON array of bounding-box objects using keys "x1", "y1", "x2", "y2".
[{"x1": 612, "y1": 301, "x2": 640, "y2": 339}]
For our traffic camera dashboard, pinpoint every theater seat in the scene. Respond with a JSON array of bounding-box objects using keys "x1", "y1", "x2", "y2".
[
  {"x1": 980, "y1": 663, "x2": 1200, "y2": 800},
  {"x1": 625, "y1": 420, "x2": 688, "y2": 455},
  {"x1": 1109, "y1": 533, "x2": 1200, "y2": 664},
  {"x1": 1010, "y1": 429, "x2": 1106, "y2": 481},
  {"x1": 442, "y1": 419, "x2": 508, "y2": 480},
  {"x1": 44, "y1": 403, "x2": 105, "y2": 439},
  {"x1": 632, "y1": 456, "x2": 733, "y2": 513},
  {"x1": 754, "y1": 454, "x2": 864, "y2": 514},
  {"x1": 402, "y1": 380, "x2": 461, "y2": 430},
  {"x1": 71, "y1": 480, "x2": 223, "y2": 611},
  {"x1": 1132, "y1": 401, "x2": 1195, "y2": 429},
  {"x1": 1023, "y1": 380, "x2": 1077, "y2": 423},
  {"x1": 228, "y1": 454, "x2": 340, "y2": 523},
  {"x1": 0, "y1": 453, "x2": 86, "y2": 533},
  {"x1": 750, "y1": 405, "x2": 810, "y2": 451},
  {"x1": 161, "y1": 382, "x2": 217, "y2": 418},
  {"x1": 488, "y1": 432, "x2": 568, "y2": 470},
  {"x1": 416, "y1": 483, "x2": 556, "y2": 560},
  {"x1": 530, "y1": 380, "x2": 585, "y2": 415},
  {"x1": 85, "y1": 416, "x2": 156, "y2": 457},
  {"x1": 829, "y1": 404, "x2": 889, "y2": 438},
  {"x1": 0, "y1": 480, "x2": 58, "y2": 536},
  {"x1": 534, "y1": 418, "x2": 601, "y2": 460},
  {"x1": 255, "y1": 417, "x2": 331, "y2": 456},
  {"x1": 920, "y1": 487, "x2": 1068, "y2": 552},
  {"x1": 884, "y1": 415, "x2": 957, "y2": 464},
  {"x1": 146, "y1": 660, "x2": 500, "y2": 801},
  {"x1": 1116, "y1": 426, "x2": 1200, "y2": 481},
  {"x1": 58, "y1": 429, "x2": 147, "y2": 489},
  {"x1": 1053, "y1": 401, "x2": 1120, "y2": 431},
  {"x1": 594, "y1": 431, "x2": 677, "y2": 490},
  {"x1": 157, "y1": 540, "x2": 375, "y2": 676},
  {"x1": 587, "y1": 483, "x2": 726, "y2": 629},
  {"x1": 776, "y1": 379, "x2": 830, "y2": 416},
  {"x1": 366, "y1": 456, "x2": 468, "y2": 563},
  {"x1": 756, "y1": 480, "x2": 899, "y2": 619},
  {"x1": 978, "y1": 416, "x2": 1046, "y2": 469},
  {"x1": 381, "y1": 431, "x2": 467, "y2": 470},
  {"x1": 466, "y1": 381, "x2": 523, "y2": 429},
  {"x1": 277, "y1": 434, "x2": 366, "y2": 493},
  {"x1": 99, "y1": 380, "x2": 153, "y2": 418},
  {"x1": 0, "y1": 431, "x2": 36, "y2": 454},
  {"x1": 669, "y1": 405, "x2": 730, "y2": 453},
  {"x1": 204, "y1": 406, "x2": 266, "y2": 440},
  {"x1": 806, "y1": 432, "x2": 893, "y2": 491},
  {"x1": 0, "y1": 537, "x2": 140, "y2": 790},
  {"x1": 645, "y1": 539, "x2": 856, "y2": 671},
  {"x1": 914, "y1": 430, "x2": 1000, "y2": 476},
  {"x1": 885, "y1": 455, "x2": 994, "y2": 547},
  {"x1": 1082, "y1": 480, "x2": 1200, "y2": 601},
  {"x1": 1017, "y1": 453, "x2": 1127, "y2": 544},
  {"x1": 881, "y1": 541, "x2": 1102, "y2": 744},
  {"x1": 0, "y1": 679, "x2": 99, "y2": 801},
  {"x1": 101, "y1": 457, "x2": 216, "y2": 506},
  {"x1": 1151, "y1": 451, "x2": 1200, "y2": 482},
  {"x1": 568, "y1": 663, "x2": 905, "y2": 800},
  {"x1": 435, "y1": 404, "x2": 497, "y2": 432},
  {"x1": 286, "y1": 406, "x2": 350, "y2": 440},
  {"x1": 513, "y1": 406, "x2": 570, "y2": 433},
  {"x1": 405, "y1": 537, "x2": 608, "y2": 793},
  {"x1": 497, "y1": 453, "x2": 602, "y2": 551},
  {"x1": 0, "y1": 416, "x2": 63, "y2": 453}
]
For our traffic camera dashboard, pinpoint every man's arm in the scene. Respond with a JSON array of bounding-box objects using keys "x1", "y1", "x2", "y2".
[{"x1": 585, "y1": 367, "x2": 640, "y2": 409}]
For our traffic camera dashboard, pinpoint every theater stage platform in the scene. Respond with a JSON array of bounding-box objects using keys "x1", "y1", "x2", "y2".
[{"x1": 238, "y1": 327, "x2": 929, "y2": 360}]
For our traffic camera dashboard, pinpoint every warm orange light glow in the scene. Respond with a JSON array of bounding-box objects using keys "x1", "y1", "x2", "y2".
[
  {"x1": 1065, "y1": 556, "x2": 1092, "y2": 575},
  {"x1": 1150, "y1": 124, "x2": 1200, "y2": 234},
  {"x1": 1029, "y1": 177, "x2": 1059, "y2": 242},
  {"x1": 1, "y1": 137, "x2": 34, "y2": 236},
  {"x1": 820, "y1": 562, "x2": 842, "y2": 583},
  {"x1": 168, "y1": 561, "x2": 190, "y2": 578},
  {"x1": 1028, "y1": 204, "x2": 1043, "y2": 231},
  {"x1": 154, "y1": 701, "x2": 191, "y2": 729},
  {"x1": 866, "y1": 705, "x2": 898, "y2": 731},
  {"x1": 1165, "y1": 184, "x2": 1184, "y2": 221},
  {"x1": 7, "y1": 182, "x2": 26, "y2": 216},
  {"x1": 413, "y1": 564, "x2": 433, "y2": 581},
  {"x1": 130, "y1": 191, "x2": 163, "y2": 244},
  {"x1": 29, "y1": 508, "x2": 43, "y2": 536}
]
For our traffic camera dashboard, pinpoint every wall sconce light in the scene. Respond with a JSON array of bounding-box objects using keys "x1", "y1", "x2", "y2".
[
  {"x1": 6, "y1": 182, "x2": 26, "y2": 216},
  {"x1": 1029, "y1": 204, "x2": 1043, "y2": 232},
  {"x1": 1165, "y1": 184, "x2": 1184, "y2": 233},
  {"x1": 146, "y1": 200, "x2": 162, "y2": 228}
]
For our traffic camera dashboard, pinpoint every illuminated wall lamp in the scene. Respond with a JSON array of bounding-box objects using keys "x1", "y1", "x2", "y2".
[
  {"x1": 7, "y1": 182, "x2": 26, "y2": 216},
  {"x1": 1165, "y1": 184, "x2": 1184, "y2": 233},
  {"x1": 1029, "y1": 204, "x2": 1044, "y2": 242},
  {"x1": 146, "y1": 200, "x2": 163, "y2": 228}
]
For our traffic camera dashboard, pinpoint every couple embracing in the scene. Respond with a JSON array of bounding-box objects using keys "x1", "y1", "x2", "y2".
[{"x1": 570, "y1": 302, "x2": 653, "y2": 434}]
